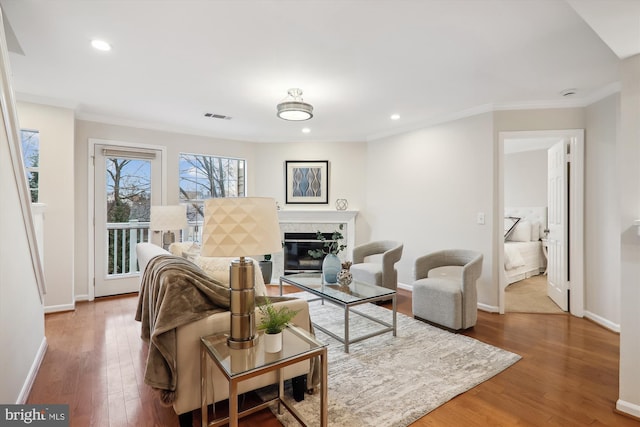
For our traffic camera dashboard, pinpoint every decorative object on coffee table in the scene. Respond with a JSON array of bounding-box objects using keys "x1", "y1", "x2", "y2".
[
  {"x1": 258, "y1": 297, "x2": 300, "y2": 353},
  {"x1": 308, "y1": 224, "x2": 347, "y2": 284},
  {"x1": 337, "y1": 261, "x2": 353, "y2": 285},
  {"x1": 321, "y1": 254, "x2": 341, "y2": 284}
]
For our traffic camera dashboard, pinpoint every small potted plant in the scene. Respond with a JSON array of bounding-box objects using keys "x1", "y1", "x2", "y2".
[
  {"x1": 257, "y1": 297, "x2": 300, "y2": 352},
  {"x1": 308, "y1": 224, "x2": 347, "y2": 283}
]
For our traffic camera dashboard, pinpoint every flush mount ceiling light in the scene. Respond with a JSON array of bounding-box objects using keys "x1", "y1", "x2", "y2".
[{"x1": 277, "y1": 88, "x2": 313, "y2": 121}]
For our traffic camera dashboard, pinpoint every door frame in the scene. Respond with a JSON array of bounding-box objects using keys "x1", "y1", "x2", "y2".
[
  {"x1": 88, "y1": 138, "x2": 167, "y2": 301},
  {"x1": 497, "y1": 129, "x2": 584, "y2": 316}
]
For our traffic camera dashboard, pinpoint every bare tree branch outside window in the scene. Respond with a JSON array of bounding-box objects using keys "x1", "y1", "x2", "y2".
[
  {"x1": 179, "y1": 153, "x2": 246, "y2": 240},
  {"x1": 20, "y1": 129, "x2": 39, "y2": 203}
]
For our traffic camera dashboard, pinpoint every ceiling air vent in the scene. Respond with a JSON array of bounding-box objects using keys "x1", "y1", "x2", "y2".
[{"x1": 204, "y1": 113, "x2": 232, "y2": 120}]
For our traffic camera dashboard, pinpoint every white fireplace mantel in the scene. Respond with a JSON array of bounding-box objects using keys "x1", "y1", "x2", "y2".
[
  {"x1": 271, "y1": 210, "x2": 358, "y2": 281},
  {"x1": 278, "y1": 210, "x2": 357, "y2": 223},
  {"x1": 277, "y1": 210, "x2": 357, "y2": 252}
]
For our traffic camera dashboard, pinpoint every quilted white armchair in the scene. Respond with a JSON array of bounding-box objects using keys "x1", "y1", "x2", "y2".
[
  {"x1": 411, "y1": 249, "x2": 483, "y2": 330},
  {"x1": 350, "y1": 240, "x2": 403, "y2": 291}
]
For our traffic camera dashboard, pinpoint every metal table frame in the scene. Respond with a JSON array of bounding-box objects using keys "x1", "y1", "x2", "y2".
[
  {"x1": 200, "y1": 325, "x2": 328, "y2": 427},
  {"x1": 280, "y1": 273, "x2": 397, "y2": 353}
]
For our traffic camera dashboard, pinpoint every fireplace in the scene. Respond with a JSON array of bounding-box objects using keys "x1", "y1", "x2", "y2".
[
  {"x1": 283, "y1": 232, "x2": 336, "y2": 274},
  {"x1": 272, "y1": 210, "x2": 357, "y2": 281}
]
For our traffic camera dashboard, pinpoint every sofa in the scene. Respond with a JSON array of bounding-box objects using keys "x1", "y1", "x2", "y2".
[{"x1": 135, "y1": 242, "x2": 313, "y2": 426}]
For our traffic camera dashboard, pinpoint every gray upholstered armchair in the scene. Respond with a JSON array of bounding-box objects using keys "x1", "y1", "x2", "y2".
[
  {"x1": 411, "y1": 249, "x2": 483, "y2": 330},
  {"x1": 350, "y1": 240, "x2": 403, "y2": 291}
]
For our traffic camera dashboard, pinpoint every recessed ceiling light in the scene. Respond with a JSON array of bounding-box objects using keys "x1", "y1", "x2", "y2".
[
  {"x1": 302, "y1": 128, "x2": 311, "y2": 134},
  {"x1": 390, "y1": 114, "x2": 400, "y2": 120},
  {"x1": 91, "y1": 39, "x2": 112, "y2": 51}
]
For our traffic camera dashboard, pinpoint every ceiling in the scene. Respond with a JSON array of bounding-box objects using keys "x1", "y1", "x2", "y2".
[{"x1": 0, "y1": 0, "x2": 636, "y2": 143}]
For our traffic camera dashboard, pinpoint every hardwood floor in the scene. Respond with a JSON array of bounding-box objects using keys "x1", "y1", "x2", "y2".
[{"x1": 27, "y1": 286, "x2": 638, "y2": 427}]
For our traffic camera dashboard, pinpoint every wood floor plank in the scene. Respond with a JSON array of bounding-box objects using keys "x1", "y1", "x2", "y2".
[{"x1": 25, "y1": 288, "x2": 639, "y2": 426}]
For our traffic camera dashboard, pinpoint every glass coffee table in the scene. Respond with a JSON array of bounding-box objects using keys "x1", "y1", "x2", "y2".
[{"x1": 280, "y1": 273, "x2": 397, "y2": 353}]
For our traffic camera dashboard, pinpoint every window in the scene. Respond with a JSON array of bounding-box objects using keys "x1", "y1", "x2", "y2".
[
  {"x1": 21, "y1": 129, "x2": 40, "y2": 202},
  {"x1": 179, "y1": 153, "x2": 246, "y2": 240}
]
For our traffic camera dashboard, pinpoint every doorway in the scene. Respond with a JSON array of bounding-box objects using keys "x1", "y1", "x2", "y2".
[
  {"x1": 90, "y1": 140, "x2": 166, "y2": 298},
  {"x1": 497, "y1": 130, "x2": 584, "y2": 316}
]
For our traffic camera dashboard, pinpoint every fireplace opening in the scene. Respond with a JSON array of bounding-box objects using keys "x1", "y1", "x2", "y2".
[{"x1": 283, "y1": 232, "x2": 336, "y2": 274}]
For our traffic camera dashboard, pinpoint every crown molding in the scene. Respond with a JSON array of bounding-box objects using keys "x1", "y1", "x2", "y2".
[{"x1": 367, "y1": 82, "x2": 622, "y2": 142}]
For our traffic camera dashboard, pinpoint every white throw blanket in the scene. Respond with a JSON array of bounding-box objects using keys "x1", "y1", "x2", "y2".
[{"x1": 504, "y1": 244, "x2": 525, "y2": 270}]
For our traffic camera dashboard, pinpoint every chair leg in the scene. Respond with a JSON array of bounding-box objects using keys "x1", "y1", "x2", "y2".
[{"x1": 178, "y1": 411, "x2": 193, "y2": 427}]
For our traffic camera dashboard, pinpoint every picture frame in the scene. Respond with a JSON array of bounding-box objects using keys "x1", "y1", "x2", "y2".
[
  {"x1": 504, "y1": 216, "x2": 521, "y2": 241},
  {"x1": 285, "y1": 160, "x2": 329, "y2": 204}
]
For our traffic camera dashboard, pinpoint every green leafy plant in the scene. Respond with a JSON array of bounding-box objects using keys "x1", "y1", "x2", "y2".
[
  {"x1": 257, "y1": 298, "x2": 300, "y2": 334},
  {"x1": 308, "y1": 224, "x2": 347, "y2": 258}
]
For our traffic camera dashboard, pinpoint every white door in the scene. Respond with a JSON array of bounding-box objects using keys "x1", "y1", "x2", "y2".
[
  {"x1": 94, "y1": 145, "x2": 162, "y2": 297},
  {"x1": 547, "y1": 139, "x2": 568, "y2": 311}
]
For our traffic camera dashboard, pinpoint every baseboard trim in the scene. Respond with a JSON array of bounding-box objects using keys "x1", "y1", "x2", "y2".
[
  {"x1": 616, "y1": 399, "x2": 640, "y2": 420},
  {"x1": 584, "y1": 310, "x2": 620, "y2": 333},
  {"x1": 17, "y1": 336, "x2": 48, "y2": 404},
  {"x1": 74, "y1": 294, "x2": 90, "y2": 302},
  {"x1": 397, "y1": 282, "x2": 412, "y2": 291},
  {"x1": 478, "y1": 303, "x2": 499, "y2": 313},
  {"x1": 44, "y1": 303, "x2": 75, "y2": 314}
]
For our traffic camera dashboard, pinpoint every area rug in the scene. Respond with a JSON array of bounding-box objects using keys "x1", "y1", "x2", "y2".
[{"x1": 261, "y1": 296, "x2": 521, "y2": 426}]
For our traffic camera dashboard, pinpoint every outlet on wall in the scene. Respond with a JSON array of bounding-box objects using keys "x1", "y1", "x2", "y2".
[{"x1": 477, "y1": 212, "x2": 485, "y2": 225}]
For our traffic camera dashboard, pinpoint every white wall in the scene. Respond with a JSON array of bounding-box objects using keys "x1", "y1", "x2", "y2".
[
  {"x1": 617, "y1": 54, "x2": 640, "y2": 418},
  {"x1": 0, "y1": 45, "x2": 45, "y2": 402},
  {"x1": 0, "y1": 114, "x2": 46, "y2": 403},
  {"x1": 17, "y1": 102, "x2": 75, "y2": 312},
  {"x1": 252, "y1": 140, "x2": 368, "y2": 240},
  {"x1": 504, "y1": 150, "x2": 547, "y2": 207},
  {"x1": 584, "y1": 94, "x2": 621, "y2": 328},
  {"x1": 366, "y1": 113, "x2": 496, "y2": 305}
]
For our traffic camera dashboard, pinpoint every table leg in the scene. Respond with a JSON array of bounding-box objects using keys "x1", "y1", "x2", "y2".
[
  {"x1": 320, "y1": 349, "x2": 328, "y2": 427},
  {"x1": 344, "y1": 305, "x2": 350, "y2": 353},
  {"x1": 200, "y1": 345, "x2": 207, "y2": 427},
  {"x1": 278, "y1": 367, "x2": 284, "y2": 415},
  {"x1": 229, "y1": 380, "x2": 238, "y2": 427},
  {"x1": 392, "y1": 294, "x2": 397, "y2": 337}
]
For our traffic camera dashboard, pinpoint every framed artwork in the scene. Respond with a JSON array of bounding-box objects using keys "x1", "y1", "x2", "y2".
[{"x1": 285, "y1": 160, "x2": 329, "y2": 204}]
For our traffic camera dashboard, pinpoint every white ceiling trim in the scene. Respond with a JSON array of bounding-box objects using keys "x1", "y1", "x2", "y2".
[
  {"x1": 75, "y1": 81, "x2": 621, "y2": 144},
  {"x1": 368, "y1": 82, "x2": 621, "y2": 143},
  {"x1": 16, "y1": 92, "x2": 78, "y2": 110}
]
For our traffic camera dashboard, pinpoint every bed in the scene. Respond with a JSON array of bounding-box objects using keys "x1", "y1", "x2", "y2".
[{"x1": 504, "y1": 207, "x2": 547, "y2": 285}]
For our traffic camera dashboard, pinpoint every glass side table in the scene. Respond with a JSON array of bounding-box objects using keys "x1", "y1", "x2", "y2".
[{"x1": 200, "y1": 324, "x2": 328, "y2": 427}]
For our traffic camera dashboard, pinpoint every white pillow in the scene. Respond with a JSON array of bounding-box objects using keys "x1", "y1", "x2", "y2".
[
  {"x1": 508, "y1": 221, "x2": 532, "y2": 242},
  {"x1": 168, "y1": 241, "x2": 200, "y2": 256},
  {"x1": 194, "y1": 256, "x2": 267, "y2": 296},
  {"x1": 530, "y1": 221, "x2": 541, "y2": 241}
]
